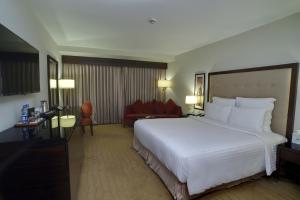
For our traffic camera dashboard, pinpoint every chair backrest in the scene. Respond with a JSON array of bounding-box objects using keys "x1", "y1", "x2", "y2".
[{"x1": 81, "y1": 101, "x2": 93, "y2": 118}]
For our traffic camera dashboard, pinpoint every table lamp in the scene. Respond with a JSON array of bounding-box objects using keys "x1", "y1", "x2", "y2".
[{"x1": 185, "y1": 95, "x2": 197, "y2": 115}]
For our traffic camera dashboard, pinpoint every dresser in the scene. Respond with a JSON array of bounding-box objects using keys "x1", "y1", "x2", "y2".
[{"x1": 0, "y1": 119, "x2": 83, "y2": 200}]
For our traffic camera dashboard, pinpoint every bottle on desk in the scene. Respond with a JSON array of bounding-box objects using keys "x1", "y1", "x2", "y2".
[{"x1": 21, "y1": 104, "x2": 29, "y2": 124}]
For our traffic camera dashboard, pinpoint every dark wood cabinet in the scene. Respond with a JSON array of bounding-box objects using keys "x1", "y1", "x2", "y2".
[
  {"x1": 0, "y1": 124, "x2": 83, "y2": 200},
  {"x1": 68, "y1": 128, "x2": 84, "y2": 200}
]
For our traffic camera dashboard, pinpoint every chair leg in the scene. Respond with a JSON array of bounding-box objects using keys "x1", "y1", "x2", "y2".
[
  {"x1": 81, "y1": 125, "x2": 85, "y2": 135},
  {"x1": 90, "y1": 124, "x2": 94, "y2": 136}
]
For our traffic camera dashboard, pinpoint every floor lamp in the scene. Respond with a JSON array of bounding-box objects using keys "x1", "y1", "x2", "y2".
[
  {"x1": 58, "y1": 79, "x2": 76, "y2": 128},
  {"x1": 158, "y1": 80, "x2": 171, "y2": 102}
]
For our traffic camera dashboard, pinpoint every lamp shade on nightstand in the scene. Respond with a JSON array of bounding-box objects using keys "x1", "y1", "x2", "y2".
[{"x1": 185, "y1": 96, "x2": 197, "y2": 105}]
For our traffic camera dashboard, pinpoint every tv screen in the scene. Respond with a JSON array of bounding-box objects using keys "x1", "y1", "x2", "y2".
[{"x1": 0, "y1": 23, "x2": 40, "y2": 96}]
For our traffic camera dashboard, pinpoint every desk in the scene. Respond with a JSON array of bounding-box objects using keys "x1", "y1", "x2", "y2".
[{"x1": 0, "y1": 119, "x2": 83, "y2": 200}]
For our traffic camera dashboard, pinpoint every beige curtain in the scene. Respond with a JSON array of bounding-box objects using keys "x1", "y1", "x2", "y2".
[
  {"x1": 63, "y1": 63, "x2": 166, "y2": 124},
  {"x1": 49, "y1": 61, "x2": 58, "y2": 106},
  {"x1": 122, "y1": 66, "x2": 165, "y2": 105}
]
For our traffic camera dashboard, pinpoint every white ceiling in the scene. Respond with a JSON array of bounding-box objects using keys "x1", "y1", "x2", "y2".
[{"x1": 27, "y1": 0, "x2": 300, "y2": 62}]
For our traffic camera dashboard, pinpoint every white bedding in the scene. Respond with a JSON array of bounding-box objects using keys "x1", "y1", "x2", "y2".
[{"x1": 134, "y1": 116, "x2": 286, "y2": 195}]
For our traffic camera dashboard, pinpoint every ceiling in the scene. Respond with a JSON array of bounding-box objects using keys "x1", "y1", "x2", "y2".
[{"x1": 27, "y1": 0, "x2": 300, "y2": 62}]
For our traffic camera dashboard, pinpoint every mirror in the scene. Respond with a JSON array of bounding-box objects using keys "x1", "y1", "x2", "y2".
[{"x1": 47, "y1": 55, "x2": 59, "y2": 108}]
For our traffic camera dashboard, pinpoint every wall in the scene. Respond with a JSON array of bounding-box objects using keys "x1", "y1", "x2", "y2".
[
  {"x1": 167, "y1": 12, "x2": 300, "y2": 131},
  {"x1": 0, "y1": 0, "x2": 60, "y2": 131}
]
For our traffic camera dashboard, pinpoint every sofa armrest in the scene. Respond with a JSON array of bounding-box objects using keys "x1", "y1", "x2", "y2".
[{"x1": 174, "y1": 106, "x2": 183, "y2": 116}]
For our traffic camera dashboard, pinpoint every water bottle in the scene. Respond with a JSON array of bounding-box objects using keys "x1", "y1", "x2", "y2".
[{"x1": 21, "y1": 104, "x2": 29, "y2": 124}]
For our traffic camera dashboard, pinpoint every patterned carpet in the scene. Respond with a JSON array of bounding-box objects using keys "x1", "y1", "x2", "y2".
[{"x1": 78, "y1": 124, "x2": 300, "y2": 200}]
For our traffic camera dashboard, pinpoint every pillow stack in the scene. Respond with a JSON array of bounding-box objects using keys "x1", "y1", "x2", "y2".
[{"x1": 205, "y1": 96, "x2": 276, "y2": 133}]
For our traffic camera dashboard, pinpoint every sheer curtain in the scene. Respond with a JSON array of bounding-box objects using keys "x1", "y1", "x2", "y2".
[{"x1": 62, "y1": 63, "x2": 166, "y2": 124}]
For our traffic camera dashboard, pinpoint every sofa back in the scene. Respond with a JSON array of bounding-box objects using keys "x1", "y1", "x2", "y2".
[{"x1": 127, "y1": 99, "x2": 182, "y2": 115}]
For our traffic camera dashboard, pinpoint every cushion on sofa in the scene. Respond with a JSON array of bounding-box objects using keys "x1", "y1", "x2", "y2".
[
  {"x1": 132, "y1": 100, "x2": 143, "y2": 113},
  {"x1": 126, "y1": 114, "x2": 148, "y2": 118},
  {"x1": 165, "y1": 99, "x2": 177, "y2": 114},
  {"x1": 154, "y1": 101, "x2": 165, "y2": 114},
  {"x1": 142, "y1": 102, "x2": 154, "y2": 114}
]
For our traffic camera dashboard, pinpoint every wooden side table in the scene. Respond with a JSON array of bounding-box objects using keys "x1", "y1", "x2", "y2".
[{"x1": 277, "y1": 143, "x2": 300, "y2": 182}]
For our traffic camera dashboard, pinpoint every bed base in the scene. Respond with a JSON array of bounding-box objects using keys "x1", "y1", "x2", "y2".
[{"x1": 133, "y1": 136, "x2": 265, "y2": 200}]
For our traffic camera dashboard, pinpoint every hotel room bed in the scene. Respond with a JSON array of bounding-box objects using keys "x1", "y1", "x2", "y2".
[
  {"x1": 133, "y1": 117, "x2": 286, "y2": 199},
  {"x1": 133, "y1": 63, "x2": 298, "y2": 200}
]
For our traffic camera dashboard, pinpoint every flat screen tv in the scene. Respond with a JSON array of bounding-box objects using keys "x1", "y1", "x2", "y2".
[{"x1": 0, "y1": 23, "x2": 40, "y2": 96}]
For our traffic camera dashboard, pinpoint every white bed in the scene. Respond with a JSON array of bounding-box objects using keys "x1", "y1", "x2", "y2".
[{"x1": 134, "y1": 116, "x2": 286, "y2": 195}]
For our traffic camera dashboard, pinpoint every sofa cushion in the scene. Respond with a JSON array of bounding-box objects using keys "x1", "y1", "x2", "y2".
[
  {"x1": 165, "y1": 99, "x2": 177, "y2": 114},
  {"x1": 154, "y1": 101, "x2": 165, "y2": 114},
  {"x1": 126, "y1": 114, "x2": 148, "y2": 118},
  {"x1": 132, "y1": 100, "x2": 143, "y2": 113},
  {"x1": 142, "y1": 102, "x2": 154, "y2": 114}
]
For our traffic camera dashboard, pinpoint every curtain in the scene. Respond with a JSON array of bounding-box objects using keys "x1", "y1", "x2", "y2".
[
  {"x1": 122, "y1": 66, "x2": 165, "y2": 105},
  {"x1": 62, "y1": 63, "x2": 166, "y2": 124},
  {"x1": 49, "y1": 61, "x2": 58, "y2": 106}
]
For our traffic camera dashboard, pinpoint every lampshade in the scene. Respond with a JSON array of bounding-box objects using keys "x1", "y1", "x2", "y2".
[
  {"x1": 51, "y1": 116, "x2": 58, "y2": 128},
  {"x1": 60, "y1": 115, "x2": 76, "y2": 128},
  {"x1": 185, "y1": 96, "x2": 197, "y2": 105},
  {"x1": 50, "y1": 79, "x2": 57, "y2": 89},
  {"x1": 158, "y1": 80, "x2": 171, "y2": 88},
  {"x1": 59, "y1": 79, "x2": 75, "y2": 89}
]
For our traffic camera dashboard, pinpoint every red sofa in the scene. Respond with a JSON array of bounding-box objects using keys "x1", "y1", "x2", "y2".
[{"x1": 123, "y1": 99, "x2": 182, "y2": 126}]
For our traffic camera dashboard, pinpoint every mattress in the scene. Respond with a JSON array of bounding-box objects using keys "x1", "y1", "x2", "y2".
[{"x1": 134, "y1": 116, "x2": 286, "y2": 195}]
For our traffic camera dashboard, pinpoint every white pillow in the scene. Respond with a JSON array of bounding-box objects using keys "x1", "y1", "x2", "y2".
[
  {"x1": 236, "y1": 97, "x2": 276, "y2": 133},
  {"x1": 228, "y1": 107, "x2": 267, "y2": 133},
  {"x1": 212, "y1": 97, "x2": 236, "y2": 106},
  {"x1": 205, "y1": 103, "x2": 232, "y2": 123}
]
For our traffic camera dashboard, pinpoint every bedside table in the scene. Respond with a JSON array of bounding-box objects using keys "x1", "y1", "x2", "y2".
[{"x1": 277, "y1": 143, "x2": 300, "y2": 182}]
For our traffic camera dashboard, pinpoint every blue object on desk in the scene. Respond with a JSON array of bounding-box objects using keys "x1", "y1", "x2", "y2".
[{"x1": 21, "y1": 104, "x2": 29, "y2": 124}]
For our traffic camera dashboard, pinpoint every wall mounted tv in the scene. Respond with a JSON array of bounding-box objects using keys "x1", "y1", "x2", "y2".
[{"x1": 0, "y1": 23, "x2": 40, "y2": 96}]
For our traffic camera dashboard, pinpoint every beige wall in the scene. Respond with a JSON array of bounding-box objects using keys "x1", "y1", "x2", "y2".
[
  {"x1": 167, "y1": 12, "x2": 300, "y2": 132},
  {"x1": 0, "y1": 0, "x2": 60, "y2": 131}
]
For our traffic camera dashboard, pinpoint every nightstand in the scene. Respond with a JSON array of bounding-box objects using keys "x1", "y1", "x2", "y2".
[{"x1": 277, "y1": 143, "x2": 300, "y2": 182}]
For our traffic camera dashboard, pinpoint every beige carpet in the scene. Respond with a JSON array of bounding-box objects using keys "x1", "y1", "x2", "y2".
[{"x1": 78, "y1": 124, "x2": 300, "y2": 200}]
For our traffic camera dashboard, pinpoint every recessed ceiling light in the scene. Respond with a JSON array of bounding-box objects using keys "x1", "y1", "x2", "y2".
[{"x1": 148, "y1": 18, "x2": 158, "y2": 24}]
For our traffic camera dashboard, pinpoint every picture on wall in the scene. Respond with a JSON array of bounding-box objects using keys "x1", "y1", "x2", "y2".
[{"x1": 194, "y1": 73, "x2": 205, "y2": 110}]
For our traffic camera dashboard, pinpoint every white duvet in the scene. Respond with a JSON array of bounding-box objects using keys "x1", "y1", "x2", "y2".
[{"x1": 134, "y1": 116, "x2": 286, "y2": 195}]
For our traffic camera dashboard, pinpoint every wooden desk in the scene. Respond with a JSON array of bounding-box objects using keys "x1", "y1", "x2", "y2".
[{"x1": 0, "y1": 120, "x2": 83, "y2": 200}]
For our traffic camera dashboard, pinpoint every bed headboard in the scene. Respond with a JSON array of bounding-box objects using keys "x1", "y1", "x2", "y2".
[{"x1": 208, "y1": 63, "x2": 298, "y2": 142}]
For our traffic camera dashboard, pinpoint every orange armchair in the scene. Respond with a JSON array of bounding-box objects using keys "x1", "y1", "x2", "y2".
[{"x1": 80, "y1": 101, "x2": 94, "y2": 136}]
